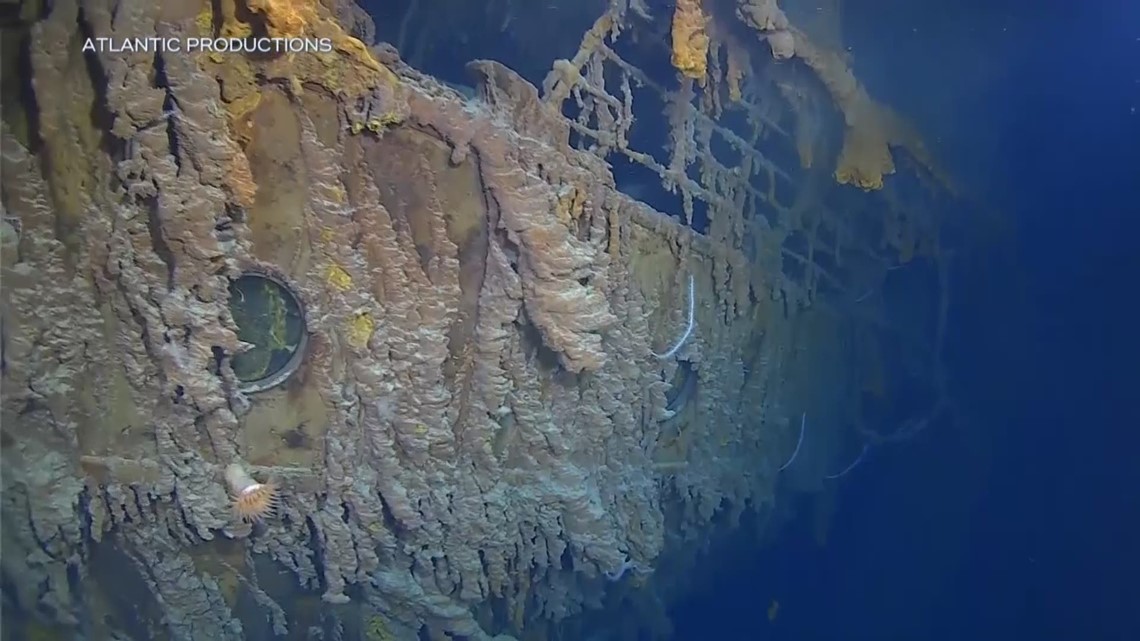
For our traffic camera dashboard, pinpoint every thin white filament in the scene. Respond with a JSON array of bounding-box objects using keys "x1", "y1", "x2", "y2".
[
  {"x1": 825, "y1": 444, "x2": 869, "y2": 479},
  {"x1": 779, "y1": 412, "x2": 807, "y2": 471},
  {"x1": 653, "y1": 274, "x2": 695, "y2": 359}
]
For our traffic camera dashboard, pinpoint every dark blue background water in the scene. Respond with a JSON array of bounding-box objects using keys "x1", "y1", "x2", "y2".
[{"x1": 671, "y1": 2, "x2": 1140, "y2": 639}]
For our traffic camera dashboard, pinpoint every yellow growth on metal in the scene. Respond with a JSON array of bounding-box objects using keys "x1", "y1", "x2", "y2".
[{"x1": 671, "y1": 0, "x2": 710, "y2": 80}]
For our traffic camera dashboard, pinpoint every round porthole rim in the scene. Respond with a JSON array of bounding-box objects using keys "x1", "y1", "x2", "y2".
[{"x1": 231, "y1": 270, "x2": 309, "y2": 395}]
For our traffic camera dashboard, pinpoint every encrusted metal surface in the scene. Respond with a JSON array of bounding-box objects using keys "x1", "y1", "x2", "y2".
[{"x1": 0, "y1": 0, "x2": 958, "y2": 639}]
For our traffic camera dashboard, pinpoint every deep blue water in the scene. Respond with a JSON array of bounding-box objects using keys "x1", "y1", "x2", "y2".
[{"x1": 671, "y1": 2, "x2": 1140, "y2": 640}]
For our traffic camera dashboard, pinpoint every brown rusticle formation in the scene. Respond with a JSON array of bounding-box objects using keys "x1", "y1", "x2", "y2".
[
  {"x1": 733, "y1": 0, "x2": 946, "y2": 192},
  {"x1": 1, "y1": 0, "x2": 962, "y2": 639}
]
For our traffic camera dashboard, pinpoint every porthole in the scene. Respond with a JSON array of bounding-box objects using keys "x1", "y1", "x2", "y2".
[
  {"x1": 663, "y1": 359, "x2": 697, "y2": 418},
  {"x1": 227, "y1": 272, "x2": 307, "y2": 393}
]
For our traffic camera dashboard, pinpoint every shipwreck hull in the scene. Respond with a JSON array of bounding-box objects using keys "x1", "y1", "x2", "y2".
[{"x1": 1, "y1": 0, "x2": 958, "y2": 639}]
